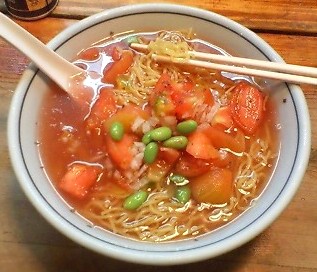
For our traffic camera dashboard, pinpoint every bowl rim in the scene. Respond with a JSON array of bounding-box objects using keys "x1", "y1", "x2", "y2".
[{"x1": 7, "y1": 3, "x2": 311, "y2": 265}]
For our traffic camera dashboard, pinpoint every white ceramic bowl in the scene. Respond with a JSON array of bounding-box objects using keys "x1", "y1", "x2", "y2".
[{"x1": 8, "y1": 3, "x2": 311, "y2": 265}]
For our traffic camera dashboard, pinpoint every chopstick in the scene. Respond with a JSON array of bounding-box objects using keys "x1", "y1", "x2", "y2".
[{"x1": 130, "y1": 43, "x2": 317, "y2": 86}]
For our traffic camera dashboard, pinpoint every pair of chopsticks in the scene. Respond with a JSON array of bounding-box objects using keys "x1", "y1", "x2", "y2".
[{"x1": 130, "y1": 43, "x2": 317, "y2": 86}]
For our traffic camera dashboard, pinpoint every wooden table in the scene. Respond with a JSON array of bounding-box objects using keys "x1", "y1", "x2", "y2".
[{"x1": 0, "y1": 0, "x2": 316, "y2": 271}]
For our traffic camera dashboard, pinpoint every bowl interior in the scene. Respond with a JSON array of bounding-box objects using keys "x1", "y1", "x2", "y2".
[{"x1": 9, "y1": 4, "x2": 310, "y2": 265}]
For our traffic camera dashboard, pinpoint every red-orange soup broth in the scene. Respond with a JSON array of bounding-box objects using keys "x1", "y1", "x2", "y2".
[{"x1": 38, "y1": 31, "x2": 279, "y2": 242}]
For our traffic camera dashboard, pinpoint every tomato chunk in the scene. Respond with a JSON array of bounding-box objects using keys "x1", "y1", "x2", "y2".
[
  {"x1": 212, "y1": 106, "x2": 233, "y2": 129},
  {"x1": 103, "y1": 49, "x2": 134, "y2": 84},
  {"x1": 174, "y1": 153, "x2": 211, "y2": 178},
  {"x1": 230, "y1": 82, "x2": 264, "y2": 135},
  {"x1": 59, "y1": 164, "x2": 100, "y2": 199},
  {"x1": 202, "y1": 88, "x2": 215, "y2": 106},
  {"x1": 186, "y1": 130, "x2": 219, "y2": 160},
  {"x1": 211, "y1": 149, "x2": 237, "y2": 168},
  {"x1": 202, "y1": 126, "x2": 245, "y2": 153},
  {"x1": 78, "y1": 47, "x2": 100, "y2": 61},
  {"x1": 191, "y1": 167, "x2": 233, "y2": 204},
  {"x1": 87, "y1": 88, "x2": 117, "y2": 129},
  {"x1": 105, "y1": 133, "x2": 136, "y2": 170}
]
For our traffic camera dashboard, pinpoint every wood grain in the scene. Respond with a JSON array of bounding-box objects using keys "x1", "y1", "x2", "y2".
[
  {"x1": 52, "y1": 0, "x2": 317, "y2": 34},
  {"x1": 0, "y1": 7, "x2": 316, "y2": 271},
  {"x1": 1, "y1": 0, "x2": 317, "y2": 33}
]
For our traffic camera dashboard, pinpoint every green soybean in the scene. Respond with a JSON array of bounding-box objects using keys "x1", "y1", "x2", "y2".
[
  {"x1": 109, "y1": 122, "x2": 124, "y2": 141},
  {"x1": 144, "y1": 142, "x2": 159, "y2": 164},
  {"x1": 163, "y1": 136, "x2": 188, "y2": 149},
  {"x1": 150, "y1": 126, "x2": 172, "y2": 142},
  {"x1": 175, "y1": 186, "x2": 191, "y2": 204},
  {"x1": 176, "y1": 120, "x2": 198, "y2": 135},
  {"x1": 125, "y1": 35, "x2": 139, "y2": 45},
  {"x1": 142, "y1": 131, "x2": 153, "y2": 145},
  {"x1": 169, "y1": 174, "x2": 189, "y2": 185},
  {"x1": 123, "y1": 190, "x2": 148, "y2": 210}
]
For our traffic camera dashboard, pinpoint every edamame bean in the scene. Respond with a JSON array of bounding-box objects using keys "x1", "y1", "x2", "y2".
[
  {"x1": 163, "y1": 136, "x2": 188, "y2": 149},
  {"x1": 150, "y1": 126, "x2": 172, "y2": 142},
  {"x1": 109, "y1": 122, "x2": 124, "y2": 141},
  {"x1": 144, "y1": 142, "x2": 159, "y2": 164},
  {"x1": 169, "y1": 174, "x2": 189, "y2": 185},
  {"x1": 125, "y1": 35, "x2": 139, "y2": 45},
  {"x1": 142, "y1": 131, "x2": 152, "y2": 145},
  {"x1": 123, "y1": 190, "x2": 148, "y2": 210},
  {"x1": 175, "y1": 186, "x2": 191, "y2": 204},
  {"x1": 176, "y1": 120, "x2": 198, "y2": 135}
]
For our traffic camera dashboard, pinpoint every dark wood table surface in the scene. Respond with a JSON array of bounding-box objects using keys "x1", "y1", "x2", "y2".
[{"x1": 0, "y1": 0, "x2": 316, "y2": 271}]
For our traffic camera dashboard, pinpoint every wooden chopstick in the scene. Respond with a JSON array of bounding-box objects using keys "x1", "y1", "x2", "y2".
[{"x1": 130, "y1": 43, "x2": 317, "y2": 86}]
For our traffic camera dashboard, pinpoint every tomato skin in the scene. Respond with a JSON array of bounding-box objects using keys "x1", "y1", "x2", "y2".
[
  {"x1": 230, "y1": 82, "x2": 264, "y2": 135},
  {"x1": 190, "y1": 167, "x2": 233, "y2": 204}
]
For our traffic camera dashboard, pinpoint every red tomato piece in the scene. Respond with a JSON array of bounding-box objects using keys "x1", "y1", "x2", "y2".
[
  {"x1": 111, "y1": 47, "x2": 122, "y2": 61},
  {"x1": 211, "y1": 106, "x2": 233, "y2": 129},
  {"x1": 191, "y1": 167, "x2": 233, "y2": 204},
  {"x1": 202, "y1": 88, "x2": 215, "y2": 106},
  {"x1": 174, "y1": 101, "x2": 194, "y2": 119},
  {"x1": 153, "y1": 73, "x2": 174, "y2": 93},
  {"x1": 87, "y1": 88, "x2": 117, "y2": 128},
  {"x1": 174, "y1": 153, "x2": 211, "y2": 178},
  {"x1": 202, "y1": 126, "x2": 245, "y2": 153},
  {"x1": 105, "y1": 133, "x2": 136, "y2": 170},
  {"x1": 157, "y1": 147, "x2": 180, "y2": 165},
  {"x1": 211, "y1": 149, "x2": 237, "y2": 168},
  {"x1": 171, "y1": 87, "x2": 198, "y2": 120},
  {"x1": 78, "y1": 47, "x2": 100, "y2": 61},
  {"x1": 186, "y1": 130, "x2": 219, "y2": 160},
  {"x1": 230, "y1": 82, "x2": 264, "y2": 135},
  {"x1": 103, "y1": 49, "x2": 134, "y2": 84},
  {"x1": 59, "y1": 164, "x2": 101, "y2": 199}
]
